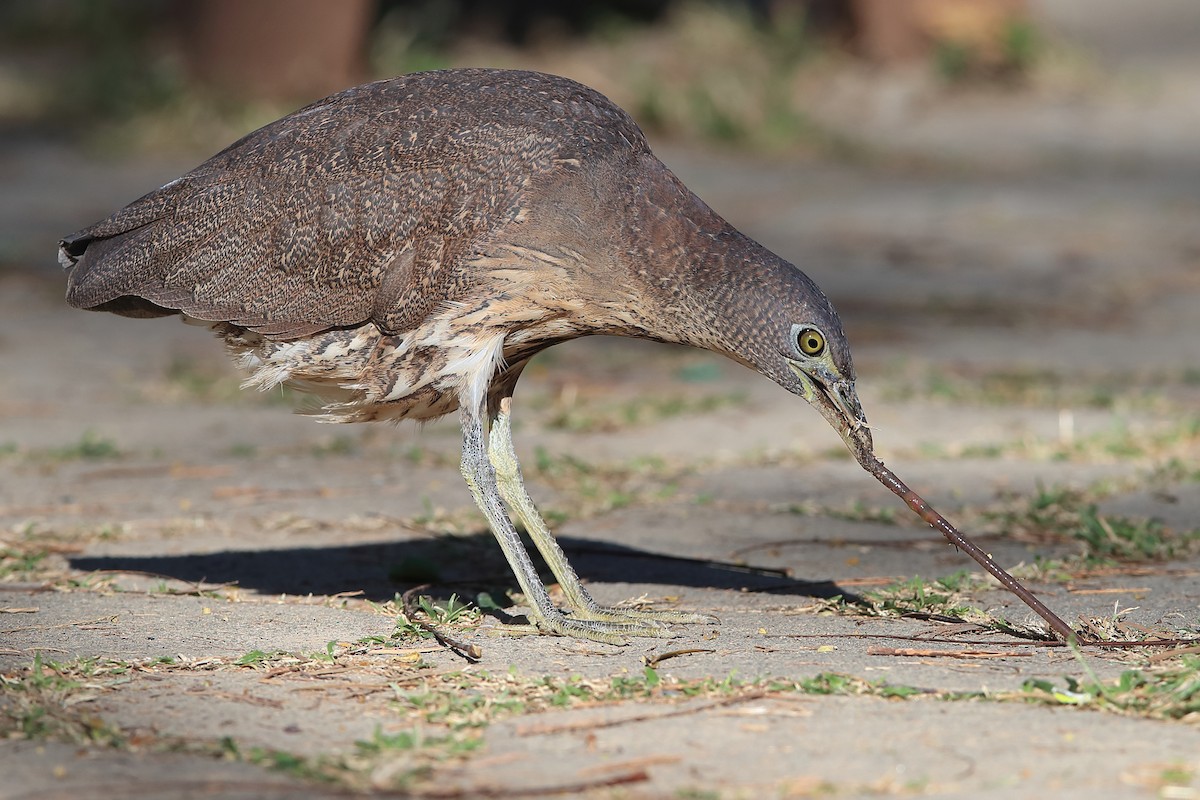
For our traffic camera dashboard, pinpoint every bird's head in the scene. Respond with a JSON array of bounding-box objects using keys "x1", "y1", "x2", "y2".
[
  {"x1": 777, "y1": 315, "x2": 873, "y2": 465},
  {"x1": 683, "y1": 240, "x2": 873, "y2": 466}
]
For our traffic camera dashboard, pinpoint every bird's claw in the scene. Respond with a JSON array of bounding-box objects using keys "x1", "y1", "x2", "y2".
[
  {"x1": 575, "y1": 606, "x2": 718, "y2": 627},
  {"x1": 516, "y1": 604, "x2": 715, "y2": 645}
]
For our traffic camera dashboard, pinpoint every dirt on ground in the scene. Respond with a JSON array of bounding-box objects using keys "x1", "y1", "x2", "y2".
[{"x1": 3, "y1": 15, "x2": 1200, "y2": 800}]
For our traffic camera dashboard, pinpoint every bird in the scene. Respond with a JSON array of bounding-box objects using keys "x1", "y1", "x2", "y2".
[{"x1": 60, "y1": 68, "x2": 871, "y2": 645}]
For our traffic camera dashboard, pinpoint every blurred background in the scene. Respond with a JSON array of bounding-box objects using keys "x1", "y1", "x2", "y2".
[
  {"x1": 2, "y1": 0, "x2": 1198, "y2": 268},
  {"x1": 3, "y1": 0, "x2": 1200, "y2": 269},
  {"x1": 0, "y1": 0, "x2": 1197, "y2": 448}
]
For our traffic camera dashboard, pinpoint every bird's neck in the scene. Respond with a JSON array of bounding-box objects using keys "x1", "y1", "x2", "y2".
[{"x1": 621, "y1": 162, "x2": 785, "y2": 371}]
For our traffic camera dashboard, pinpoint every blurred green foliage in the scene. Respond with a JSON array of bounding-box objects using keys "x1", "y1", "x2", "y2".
[
  {"x1": 934, "y1": 17, "x2": 1041, "y2": 84},
  {"x1": 2, "y1": 1, "x2": 839, "y2": 153},
  {"x1": 1, "y1": 1, "x2": 183, "y2": 123},
  {"x1": 1, "y1": 1, "x2": 1037, "y2": 153}
]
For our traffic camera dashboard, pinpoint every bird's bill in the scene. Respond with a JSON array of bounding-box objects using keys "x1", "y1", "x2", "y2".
[{"x1": 788, "y1": 365, "x2": 874, "y2": 466}]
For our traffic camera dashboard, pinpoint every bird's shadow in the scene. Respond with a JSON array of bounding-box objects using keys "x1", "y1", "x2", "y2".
[{"x1": 69, "y1": 531, "x2": 865, "y2": 608}]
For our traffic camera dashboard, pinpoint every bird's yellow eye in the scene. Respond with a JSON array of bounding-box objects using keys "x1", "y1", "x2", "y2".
[{"x1": 797, "y1": 328, "x2": 825, "y2": 356}]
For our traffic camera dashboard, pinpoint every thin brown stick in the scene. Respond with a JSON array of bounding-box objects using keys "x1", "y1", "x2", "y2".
[
  {"x1": 1148, "y1": 645, "x2": 1200, "y2": 663},
  {"x1": 1068, "y1": 587, "x2": 1151, "y2": 595},
  {"x1": 517, "y1": 691, "x2": 768, "y2": 736},
  {"x1": 577, "y1": 755, "x2": 683, "y2": 777},
  {"x1": 1, "y1": 615, "x2": 117, "y2": 635},
  {"x1": 82, "y1": 568, "x2": 239, "y2": 596},
  {"x1": 782, "y1": 631, "x2": 1199, "y2": 650},
  {"x1": 643, "y1": 648, "x2": 716, "y2": 668},
  {"x1": 863, "y1": 455, "x2": 1077, "y2": 643},
  {"x1": 867, "y1": 646, "x2": 1032, "y2": 659}
]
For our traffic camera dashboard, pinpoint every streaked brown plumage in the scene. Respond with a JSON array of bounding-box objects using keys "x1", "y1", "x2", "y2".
[{"x1": 61, "y1": 68, "x2": 870, "y2": 643}]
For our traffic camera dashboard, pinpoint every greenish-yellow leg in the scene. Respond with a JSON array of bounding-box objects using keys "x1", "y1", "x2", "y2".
[
  {"x1": 460, "y1": 401, "x2": 656, "y2": 645},
  {"x1": 488, "y1": 397, "x2": 715, "y2": 629}
]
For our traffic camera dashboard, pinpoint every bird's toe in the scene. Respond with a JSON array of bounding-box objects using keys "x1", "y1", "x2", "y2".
[{"x1": 563, "y1": 603, "x2": 716, "y2": 637}]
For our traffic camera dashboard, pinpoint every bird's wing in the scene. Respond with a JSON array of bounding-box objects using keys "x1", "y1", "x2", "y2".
[{"x1": 61, "y1": 98, "x2": 555, "y2": 339}]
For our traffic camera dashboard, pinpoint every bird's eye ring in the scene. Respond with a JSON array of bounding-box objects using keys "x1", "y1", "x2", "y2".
[{"x1": 796, "y1": 328, "x2": 825, "y2": 356}]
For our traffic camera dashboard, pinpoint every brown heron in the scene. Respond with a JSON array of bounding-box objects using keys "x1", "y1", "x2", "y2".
[{"x1": 62, "y1": 68, "x2": 936, "y2": 645}]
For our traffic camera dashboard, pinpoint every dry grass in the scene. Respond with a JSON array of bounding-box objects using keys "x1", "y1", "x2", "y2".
[{"x1": 6, "y1": 636, "x2": 1198, "y2": 793}]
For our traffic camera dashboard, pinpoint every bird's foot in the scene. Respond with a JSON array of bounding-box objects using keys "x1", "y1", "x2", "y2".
[
  {"x1": 531, "y1": 610, "x2": 668, "y2": 646},
  {"x1": 570, "y1": 603, "x2": 718, "y2": 627},
  {"x1": 516, "y1": 600, "x2": 716, "y2": 645},
  {"x1": 501, "y1": 603, "x2": 714, "y2": 645},
  {"x1": 483, "y1": 618, "x2": 647, "y2": 646}
]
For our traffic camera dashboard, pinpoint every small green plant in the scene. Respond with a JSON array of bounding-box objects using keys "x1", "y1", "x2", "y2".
[
  {"x1": 234, "y1": 649, "x2": 283, "y2": 666},
  {"x1": 394, "y1": 593, "x2": 480, "y2": 640},
  {"x1": 51, "y1": 430, "x2": 122, "y2": 461},
  {"x1": 610, "y1": 666, "x2": 663, "y2": 698},
  {"x1": 0, "y1": 546, "x2": 49, "y2": 580},
  {"x1": 419, "y1": 594, "x2": 474, "y2": 625},
  {"x1": 1018, "y1": 655, "x2": 1200, "y2": 721},
  {"x1": 1001, "y1": 19, "x2": 1040, "y2": 74},
  {"x1": 311, "y1": 641, "x2": 338, "y2": 663},
  {"x1": 933, "y1": 17, "x2": 1041, "y2": 84},
  {"x1": 815, "y1": 570, "x2": 1016, "y2": 630},
  {"x1": 225, "y1": 740, "x2": 337, "y2": 784},
  {"x1": 0, "y1": 655, "x2": 129, "y2": 746},
  {"x1": 986, "y1": 483, "x2": 1200, "y2": 563},
  {"x1": 867, "y1": 575, "x2": 982, "y2": 619},
  {"x1": 799, "y1": 672, "x2": 926, "y2": 699},
  {"x1": 1160, "y1": 764, "x2": 1196, "y2": 792},
  {"x1": 932, "y1": 569, "x2": 975, "y2": 593},
  {"x1": 356, "y1": 728, "x2": 420, "y2": 753},
  {"x1": 676, "y1": 789, "x2": 722, "y2": 800},
  {"x1": 548, "y1": 677, "x2": 592, "y2": 707},
  {"x1": 1073, "y1": 508, "x2": 1185, "y2": 561}
]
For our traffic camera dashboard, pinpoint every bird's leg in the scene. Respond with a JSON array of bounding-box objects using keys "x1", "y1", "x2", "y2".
[
  {"x1": 459, "y1": 401, "x2": 654, "y2": 645},
  {"x1": 487, "y1": 396, "x2": 714, "y2": 627}
]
